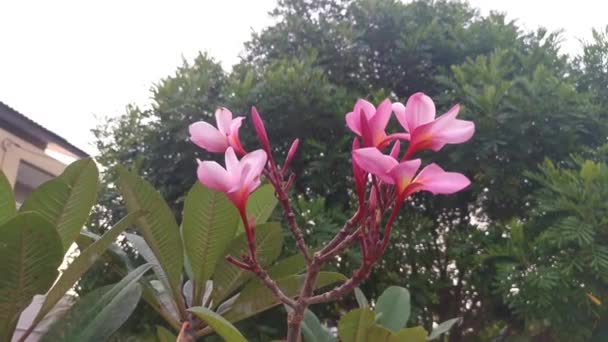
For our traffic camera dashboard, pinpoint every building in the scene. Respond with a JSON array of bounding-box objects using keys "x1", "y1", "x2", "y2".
[{"x1": 0, "y1": 101, "x2": 88, "y2": 205}]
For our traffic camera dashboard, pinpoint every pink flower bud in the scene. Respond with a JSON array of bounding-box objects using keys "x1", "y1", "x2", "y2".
[
  {"x1": 283, "y1": 138, "x2": 299, "y2": 171},
  {"x1": 251, "y1": 106, "x2": 271, "y2": 153}
]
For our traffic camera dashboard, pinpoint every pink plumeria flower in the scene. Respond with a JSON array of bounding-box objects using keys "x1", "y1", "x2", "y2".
[
  {"x1": 392, "y1": 92, "x2": 474, "y2": 159},
  {"x1": 346, "y1": 99, "x2": 403, "y2": 148},
  {"x1": 189, "y1": 107, "x2": 246, "y2": 155},
  {"x1": 352, "y1": 147, "x2": 470, "y2": 198},
  {"x1": 196, "y1": 147, "x2": 267, "y2": 211}
]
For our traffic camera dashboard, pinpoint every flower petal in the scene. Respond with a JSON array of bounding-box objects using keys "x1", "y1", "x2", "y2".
[
  {"x1": 189, "y1": 121, "x2": 228, "y2": 152},
  {"x1": 228, "y1": 116, "x2": 246, "y2": 154},
  {"x1": 389, "y1": 159, "x2": 421, "y2": 193},
  {"x1": 355, "y1": 99, "x2": 376, "y2": 121},
  {"x1": 215, "y1": 107, "x2": 233, "y2": 135},
  {"x1": 369, "y1": 98, "x2": 392, "y2": 133},
  {"x1": 352, "y1": 148, "x2": 398, "y2": 184},
  {"x1": 224, "y1": 147, "x2": 240, "y2": 181},
  {"x1": 389, "y1": 140, "x2": 401, "y2": 159},
  {"x1": 402, "y1": 92, "x2": 436, "y2": 133},
  {"x1": 240, "y1": 149, "x2": 267, "y2": 189},
  {"x1": 392, "y1": 102, "x2": 406, "y2": 131},
  {"x1": 345, "y1": 110, "x2": 362, "y2": 136},
  {"x1": 197, "y1": 160, "x2": 233, "y2": 192},
  {"x1": 414, "y1": 163, "x2": 470, "y2": 195}
]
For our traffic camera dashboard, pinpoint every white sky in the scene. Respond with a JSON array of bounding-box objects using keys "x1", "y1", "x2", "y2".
[{"x1": 0, "y1": 0, "x2": 606, "y2": 156}]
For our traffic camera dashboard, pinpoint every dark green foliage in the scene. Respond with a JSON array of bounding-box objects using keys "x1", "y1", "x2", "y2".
[{"x1": 487, "y1": 151, "x2": 608, "y2": 340}]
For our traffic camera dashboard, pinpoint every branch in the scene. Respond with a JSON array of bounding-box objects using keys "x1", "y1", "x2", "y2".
[
  {"x1": 267, "y1": 163, "x2": 311, "y2": 263},
  {"x1": 306, "y1": 261, "x2": 375, "y2": 305},
  {"x1": 319, "y1": 209, "x2": 363, "y2": 256},
  {"x1": 319, "y1": 226, "x2": 361, "y2": 261},
  {"x1": 226, "y1": 255, "x2": 297, "y2": 308}
]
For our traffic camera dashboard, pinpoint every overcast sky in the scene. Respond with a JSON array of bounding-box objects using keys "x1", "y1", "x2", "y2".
[{"x1": 0, "y1": 0, "x2": 605, "y2": 156}]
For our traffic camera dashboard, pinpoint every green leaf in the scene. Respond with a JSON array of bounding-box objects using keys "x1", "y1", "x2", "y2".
[
  {"x1": 40, "y1": 264, "x2": 152, "y2": 342},
  {"x1": 375, "y1": 286, "x2": 411, "y2": 332},
  {"x1": 25, "y1": 212, "x2": 141, "y2": 335},
  {"x1": 580, "y1": 160, "x2": 601, "y2": 182},
  {"x1": 354, "y1": 287, "x2": 369, "y2": 308},
  {"x1": 395, "y1": 327, "x2": 427, "y2": 341},
  {"x1": 427, "y1": 318, "x2": 461, "y2": 340},
  {"x1": 117, "y1": 167, "x2": 183, "y2": 303},
  {"x1": 366, "y1": 325, "x2": 427, "y2": 342},
  {"x1": 21, "y1": 159, "x2": 99, "y2": 251},
  {"x1": 0, "y1": 212, "x2": 63, "y2": 342},
  {"x1": 182, "y1": 183, "x2": 239, "y2": 305},
  {"x1": 211, "y1": 222, "x2": 283, "y2": 305},
  {"x1": 237, "y1": 184, "x2": 278, "y2": 232},
  {"x1": 189, "y1": 307, "x2": 247, "y2": 342},
  {"x1": 223, "y1": 272, "x2": 346, "y2": 323},
  {"x1": 267, "y1": 253, "x2": 307, "y2": 279},
  {"x1": 301, "y1": 309, "x2": 335, "y2": 342},
  {"x1": 125, "y1": 233, "x2": 173, "y2": 299},
  {"x1": 156, "y1": 325, "x2": 177, "y2": 342},
  {"x1": 0, "y1": 171, "x2": 16, "y2": 225},
  {"x1": 338, "y1": 308, "x2": 375, "y2": 342}
]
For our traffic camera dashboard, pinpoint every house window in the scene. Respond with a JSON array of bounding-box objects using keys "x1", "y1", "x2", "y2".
[{"x1": 14, "y1": 161, "x2": 54, "y2": 206}]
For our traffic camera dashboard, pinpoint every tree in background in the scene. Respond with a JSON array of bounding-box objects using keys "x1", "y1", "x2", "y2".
[{"x1": 91, "y1": 0, "x2": 608, "y2": 340}]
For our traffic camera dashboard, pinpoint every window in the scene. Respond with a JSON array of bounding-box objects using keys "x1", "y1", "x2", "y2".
[{"x1": 14, "y1": 161, "x2": 54, "y2": 206}]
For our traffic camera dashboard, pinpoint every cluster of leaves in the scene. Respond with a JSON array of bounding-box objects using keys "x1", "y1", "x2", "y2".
[
  {"x1": 90, "y1": 0, "x2": 608, "y2": 340},
  {"x1": 112, "y1": 166, "x2": 346, "y2": 341},
  {"x1": 297, "y1": 286, "x2": 460, "y2": 342},
  {"x1": 0, "y1": 161, "x2": 154, "y2": 342},
  {"x1": 485, "y1": 149, "x2": 608, "y2": 341}
]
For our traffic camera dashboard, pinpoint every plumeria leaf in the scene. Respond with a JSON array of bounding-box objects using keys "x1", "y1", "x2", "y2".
[
  {"x1": 40, "y1": 264, "x2": 152, "y2": 342},
  {"x1": 182, "y1": 182, "x2": 239, "y2": 305},
  {"x1": 338, "y1": 308, "x2": 375, "y2": 342},
  {"x1": 117, "y1": 166, "x2": 184, "y2": 308},
  {"x1": 0, "y1": 171, "x2": 16, "y2": 225},
  {"x1": 237, "y1": 184, "x2": 278, "y2": 233},
  {"x1": 427, "y1": 317, "x2": 461, "y2": 340},
  {"x1": 0, "y1": 213, "x2": 63, "y2": 341},
  {"x1": 24, "y1": 212, "x2": 141, "y2": 336},
  {"x1": 374, "y1": 286, "x2": 411, "y2": 332},
  {"x1": 188, "y1": 307, "x2": 247, "y2": 342},
  {"x1": 21, "y1": 158, "x2": 99, "y2": 251},
  {"x1": 211, "y1": 222, "x2": 283, "y2": 305}
]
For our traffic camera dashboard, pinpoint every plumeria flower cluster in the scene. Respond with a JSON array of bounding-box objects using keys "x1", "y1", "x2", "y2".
[{"x1": 188, "y1": 92, "x2": 474, "y2": 341}]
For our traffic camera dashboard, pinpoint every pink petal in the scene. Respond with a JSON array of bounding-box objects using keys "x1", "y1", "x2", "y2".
[
  {"x1": 369, "y1": 98, "x2": 392, "y2": 133},
  {"x1": 189, "y1": 121, "x2": 228, "y2": 152},
  {"x1": 424, "y1": 104, "x2": 459, "y2": 134},
  {"x1": 414, "y1": 163, "x2": 470, "y2": 195},
  {"x1": 224, "y1": 147, "x2": 241, "y2": 181},
  {"x1": 389, "y1": 159, "x2": 421, "y2": 192},
  {"x1": 354, "y1": 99, "x2": 376, "y2": 121},
  {"x1": 197, "y1": 160, "x2": 233, "y2": 193},
  {"x1": 352, "y1": 148, "x2": 398, "y2": 184},
  {"x1": 360, "y1": 112, "x2": 374, "y2": 147},
  {"x1": 239, "y1": 149, "x2": 267, "y2": 188},
  {"x1": 345, "y1": 110, "x2": 362, "y2": 136},
  {"x1": 228, "y1": 117, "x2": 246, "y2": 154},
  {"x1": 230, "y1": 116, "x2": 244, "y2": 134},
  {"x1": 389, "y1": 140, "x2": 401, "y2": 159},
  {"x1": 215, "y1": 107, "x2": 233, "y2": 135},
  {"x1": 414, "y1": 104, "x2": 474, "y2": 151},
  {"x1": 391, "y1": 102, "x2": 406, "y2": 131},
  {"x1": 433, "y1": 119, "x2": 474, "y2": 145},
  {"x1": 402, "y1": 92, "x2": 436, "y2": 133}
]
